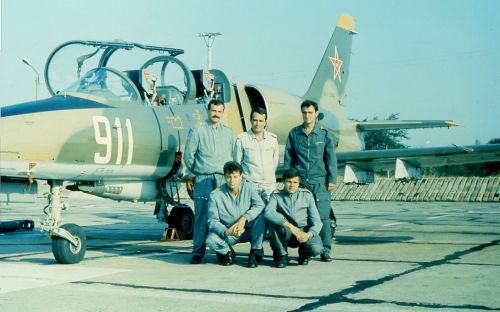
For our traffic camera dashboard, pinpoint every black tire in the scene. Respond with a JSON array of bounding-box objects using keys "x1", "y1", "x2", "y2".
[
  {"x1": 168, "y1": 207, "x2": 194, "y2": 240},
  {"x1": 52, "y1": 223, "x2": 86, "y2": 264}
]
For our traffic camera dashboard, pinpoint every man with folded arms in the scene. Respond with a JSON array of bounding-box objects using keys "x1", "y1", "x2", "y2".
[{"x1": 206, "y1": 161, "x2": 266, "y2": 268}]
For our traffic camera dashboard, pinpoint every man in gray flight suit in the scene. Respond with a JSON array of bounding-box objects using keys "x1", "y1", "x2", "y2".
[
  {"x1": 206, "y1": 161, "x2": 266, "y2": 267},
  {"x1": 284, "y1": 100, "x2": 337, "y2": 262},
  {"x1": 264, "y1": 168, "x2": 323, "y2": 268},
  {"x1": 184, "y1": 99, "x2": 235, "y2": 264}
]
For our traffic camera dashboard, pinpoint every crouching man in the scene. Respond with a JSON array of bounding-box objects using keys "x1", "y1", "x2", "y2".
[
  {"x1": 206, "y1": 161, "x2": 266, "y2": 267},
  {"x1": 264, "y1": 168, "x2": 323, "y2": 268}
]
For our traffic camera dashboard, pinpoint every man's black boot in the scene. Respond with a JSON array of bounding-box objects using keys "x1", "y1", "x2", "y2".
[
  {"x1": 247, "y1": 249, "x2": 259, "y2": 268},
  {"x1": 218, "y1": 251, "x2": 234, "y2": 266},
  {"x1": 190, "y1": 255, "x2": 202, "y2": 264},
  {"x1": 275, "y1": 254, "x2": 288, "y2": 268},
  {"x1": 255, "y1": 249, "x2": 264, "y2": 264},
  {"x1": 320, "y1": 251, "x2": 333, "y2": 262},
  {"x1": 298, "y1": 252, "x2": 311, "y2": 265}
]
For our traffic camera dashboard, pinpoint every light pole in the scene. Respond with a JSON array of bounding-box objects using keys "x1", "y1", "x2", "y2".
[
  {"x1": 22, "y1": 58, "x2": 40, "y2": 100},
  {"x1": 197, "y1": 32, "x2": 221, "y2": 70}
]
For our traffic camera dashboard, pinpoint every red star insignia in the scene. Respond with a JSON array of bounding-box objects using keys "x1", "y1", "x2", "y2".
[{"x1": 329, "y1": 46, "x2": 343, "y2": 82}]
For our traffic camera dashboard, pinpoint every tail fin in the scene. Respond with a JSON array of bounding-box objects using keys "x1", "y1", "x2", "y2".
[{"x1": 303, "y1": 14, "x2": 356, "y2": 119}]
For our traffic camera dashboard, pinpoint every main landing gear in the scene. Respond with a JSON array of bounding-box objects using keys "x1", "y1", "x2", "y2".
[
  {"x1": 41, "y1": 180, "x2": 86, "y2": 264},
  {"x1": 155, "y1": 201, "x2": 194, "y2": 240}
]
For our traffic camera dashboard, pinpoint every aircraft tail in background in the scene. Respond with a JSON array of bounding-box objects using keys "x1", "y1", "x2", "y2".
[{"x1": 303, "y1": 14, "x2": 357, "y2": 122}]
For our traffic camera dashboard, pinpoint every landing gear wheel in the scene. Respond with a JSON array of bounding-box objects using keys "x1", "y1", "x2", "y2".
[
  {"x1": 168, "y1": 208, "x2": 194, "y2": 240},
  {"x1": 179, "y1": 209, "x2": 194, "y2": 239},
  {"x1": 52, "y1": 223, "x2": 86, "y2": 264}
]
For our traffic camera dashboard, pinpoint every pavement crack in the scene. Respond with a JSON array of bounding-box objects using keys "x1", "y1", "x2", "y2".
[
  {"x1": 291, "y1": 239, "x2": 500, "y2": 311},
  {"x1": 72, "y1": 280, "x2": 319, "y2": 301}
]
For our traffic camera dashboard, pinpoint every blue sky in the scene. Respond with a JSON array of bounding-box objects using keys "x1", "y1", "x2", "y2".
[{"x1": 1, "y1": 0, "x2": 499, "y2": 147}]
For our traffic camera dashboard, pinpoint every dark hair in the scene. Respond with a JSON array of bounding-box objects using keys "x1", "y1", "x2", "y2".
[
  {"x1": 207, "y1": 99, "x2": 225, "y2": 110},
  {"x1": 223, "y1": 161, "x2": 243, "y2": 175},
  {"x1": 300, "y1": 100, "x2": 318, "y2": 112},
  {"x1": 250, "y1": 107, "x2": 268, "y2": 121},
  {"x1": 282, "y1": 168, "x2": 301, "y2": 181}
]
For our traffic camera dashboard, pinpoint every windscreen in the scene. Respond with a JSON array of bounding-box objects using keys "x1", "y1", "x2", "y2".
[{"x1": 63, "y1": 68, "x2": 139, "y2": 102}]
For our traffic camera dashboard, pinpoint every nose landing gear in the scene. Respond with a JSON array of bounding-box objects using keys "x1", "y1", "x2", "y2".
[{"x1": 41, "y1": 181, "x2": 87, "y2": 264}]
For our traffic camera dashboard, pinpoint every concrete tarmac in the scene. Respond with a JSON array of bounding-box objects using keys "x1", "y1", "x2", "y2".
[{"x1": 1, "y1": 193, "x2": 499, "y2": 311}]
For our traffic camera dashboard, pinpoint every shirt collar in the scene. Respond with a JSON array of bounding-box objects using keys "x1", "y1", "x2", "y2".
[
  {"x1": 248, "y1": 129, "x2": 267, "y2": 140},
  {"x1": 283, "y1": 189, "x2": 298, "y2": 199},
  {"x1": 300, "y1": 122, "x2": 320, "y2": 135},
  {"x1": 222, "y1": 181, "x2": 243, "y2": 197},
  {"x1": 205, "y1": 120, "x2": 220, "y2": 131}
]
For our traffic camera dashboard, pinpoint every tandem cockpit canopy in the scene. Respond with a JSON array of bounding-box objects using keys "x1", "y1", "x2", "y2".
[
  {"x1": 44, "y1": 40, "x2": 185, "y2": 97},
  {"x1": 44, "y1": 39, "x2": 231, "y2": 105}
]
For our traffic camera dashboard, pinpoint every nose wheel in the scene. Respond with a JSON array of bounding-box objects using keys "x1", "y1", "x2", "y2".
[
  {"x1": 41, "y1": 181, "x2": 87, "y2": 264},
  {"x1": 52, "y1": 223, "x2": 87, "y2": 264}
]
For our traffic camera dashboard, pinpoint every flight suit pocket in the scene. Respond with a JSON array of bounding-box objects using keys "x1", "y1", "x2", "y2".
[{"x1": 314, "y1": 141, "x2": 325, "y2": 153}]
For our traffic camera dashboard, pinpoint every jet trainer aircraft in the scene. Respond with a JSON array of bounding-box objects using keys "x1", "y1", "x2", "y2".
[{"x1": 1, "y1": 15, "x2": 499, "y2": 264}]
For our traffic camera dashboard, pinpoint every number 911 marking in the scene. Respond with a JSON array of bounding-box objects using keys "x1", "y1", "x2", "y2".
[{"x1": 93, "y1": 116, "x2": 134, "y2": 165}]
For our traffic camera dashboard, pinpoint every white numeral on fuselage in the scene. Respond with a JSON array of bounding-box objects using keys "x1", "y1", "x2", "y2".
[{"x1": 93, "y1": 116, "x2": 134, "y2": 165}]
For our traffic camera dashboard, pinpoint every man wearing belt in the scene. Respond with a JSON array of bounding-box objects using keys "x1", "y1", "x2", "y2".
[
  {"x1": 284, "y1": 100, "x2": 337, "y2": 262},
  {"x1": 206, "y1": 161, "x2": 266, "y2": 267},
  {"x1": 233, "y1": 107, "x2": 279, "y2": 202},
  {"x1": 184, "y1": 99, "x2": 235, "y2": 264},
  {"x1": 264, "y1": 168, "x2": 323, "y2": 268}
]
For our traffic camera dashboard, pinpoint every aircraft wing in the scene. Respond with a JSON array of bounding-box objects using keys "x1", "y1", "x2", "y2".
[
  {"x1": 337, "y1": 143, "x2": 500, "y2": 183},
  {"x1": 356, "y1": 120, "x2": 458, "y2": 131}
]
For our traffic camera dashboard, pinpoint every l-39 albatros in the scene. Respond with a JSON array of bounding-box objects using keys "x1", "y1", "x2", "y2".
[{"x1": 1, "y1": 15, "x2": 499, "y2": 264}]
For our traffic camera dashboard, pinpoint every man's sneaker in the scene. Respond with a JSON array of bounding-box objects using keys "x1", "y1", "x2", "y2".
[
  {"x1": 190, "y1": 255, "x2": 202, "y2": 264},
  {"x1": 320, "y1": 252, "x2": 333, "y2": 262},
  {"x1": 247, "y1": 249, "x2": 259, "y2": 268},
  {"x1": 275, "y1": 255, "x2": 288, "y2": 268}
]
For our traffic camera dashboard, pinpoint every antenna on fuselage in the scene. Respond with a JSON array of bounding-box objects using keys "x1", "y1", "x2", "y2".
[
  {"x1": 197, "y1": 32, "x2": 222, "y2": 100},
  {"x1": 197, "y1": 32, "x2": 221, "y2": 70}
]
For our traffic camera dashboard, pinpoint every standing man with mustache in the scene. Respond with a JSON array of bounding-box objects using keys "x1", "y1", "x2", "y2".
[{"x1": 184, "y1": 99, "x2": 235, "y2": 264}]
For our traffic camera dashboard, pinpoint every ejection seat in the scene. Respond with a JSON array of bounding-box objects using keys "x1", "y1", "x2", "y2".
[
  {"x1": 156, "y1": 86, "x2": 184, "y2": 105},
  {"x1": 123, "y1": 70, "x2": 149, "y2": 104}
]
